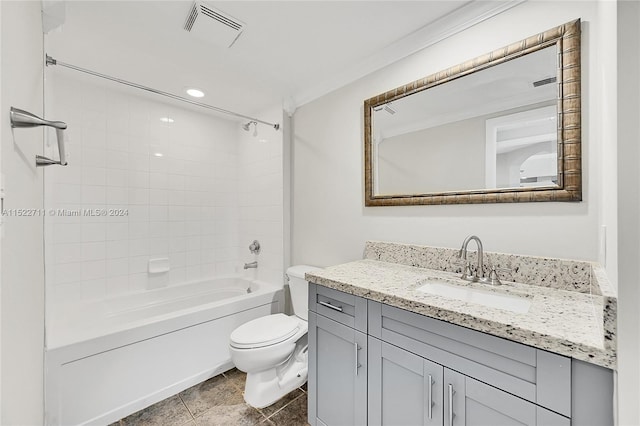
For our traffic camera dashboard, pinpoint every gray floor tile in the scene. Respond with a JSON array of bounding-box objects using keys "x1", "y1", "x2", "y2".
[
  {"x1": 267, "y1": 394, "x2": 309, "y2": 426},
  {"x1": 223, "y1": 368, "x2": 248, "y2": 392},
  {"x1": 118, "y1": 395, "x2": 193, "y2": 426},
  {"x1": 194, "y1": 403, "x2": 266, "y2": 426},
  {"x1": 114, "y1": 370, "x2": 308, "y2": 425},
  {"x1": 179, "y1": 374, "x2": 245, "y2": 417},
  {"x1": 259, "y1": 388, "x2": 305, "y2": 418}
]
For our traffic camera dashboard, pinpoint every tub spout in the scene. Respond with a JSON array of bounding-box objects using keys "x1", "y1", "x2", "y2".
[{"x1": 244, "y1": 261, "x2": 258, "y2": 270}]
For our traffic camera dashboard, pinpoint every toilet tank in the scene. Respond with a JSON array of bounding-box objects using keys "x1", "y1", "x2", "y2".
[{"x1": 286, "y1": 265, "x2": 322, "y2": 321}]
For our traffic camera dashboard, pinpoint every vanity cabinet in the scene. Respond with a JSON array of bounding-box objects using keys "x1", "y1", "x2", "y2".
[
  {"x1": 368, "y1": 338, "x2": 568, "y2": 426},
  {"x1": 368, "y1": 338, "x2": 443, "y2": 426},
  {"x1": 308, "y1": 284, "x2": 614, "y2": 426},
  {"x1": 308, "y1": 284, "x2": 368, "y2": 426}
]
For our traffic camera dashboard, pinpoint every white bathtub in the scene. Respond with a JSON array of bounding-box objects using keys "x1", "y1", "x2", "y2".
[{"x1": 45, "y1": 277, "x2": 284, "y2": 426}]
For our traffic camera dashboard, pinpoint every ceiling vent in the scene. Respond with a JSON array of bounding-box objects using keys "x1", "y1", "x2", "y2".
[{"x1": 184, "y1": 1, "x2": 245, "y2": 48}]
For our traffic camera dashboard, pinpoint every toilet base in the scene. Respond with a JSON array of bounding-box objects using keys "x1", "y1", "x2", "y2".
[{"x1": 243, "y1": 338, "x2": 308, "y2": 408}]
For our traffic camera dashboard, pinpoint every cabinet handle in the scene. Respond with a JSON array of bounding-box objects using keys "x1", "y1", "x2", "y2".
[
  {"x1": 319, "y1": 300, "x2": 343, "y2": 312},
  {"x1": 448, "y1": 384, "x2": 455, "y2": 426},
  {"x1": 428, "y1": 374, "x2": 434, "y2": 419},
  {"x1": 354, "y1": 343, "x2": 362, "y2": 376}
]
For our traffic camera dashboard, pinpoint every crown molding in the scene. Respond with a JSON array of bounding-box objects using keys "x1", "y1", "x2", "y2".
[{"x1": 291, "y1": 0, "x2": 526, "y2": 109}]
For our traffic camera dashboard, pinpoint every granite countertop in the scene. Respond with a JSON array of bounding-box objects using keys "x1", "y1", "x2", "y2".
[{"x1": 306, "y1": 259, "x2": 616, "y2": 369}]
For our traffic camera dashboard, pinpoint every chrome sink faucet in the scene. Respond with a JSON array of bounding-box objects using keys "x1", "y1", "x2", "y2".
[{"x1": 458, "y1": 235, "x2": 484, "y2": 282}]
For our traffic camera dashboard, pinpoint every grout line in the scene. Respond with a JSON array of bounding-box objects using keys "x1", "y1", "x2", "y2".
[
  {"x1": 178, "y1": 393, "x2": 196, "y2": 421},
  {"x1": 263, "y1": 392, "x2": 305, "y2": 420}
]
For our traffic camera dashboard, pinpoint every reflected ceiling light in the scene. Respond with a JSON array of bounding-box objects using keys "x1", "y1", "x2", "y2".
[
  {"x1": 160, "y1": 117, "x2": 174, "y2": 123},
  {"x1": 186, "y1": 88, "x2": 205, "y2": 98},
  {"x1": 154, "y1": 152, "x2": 164, "y2": 157}
]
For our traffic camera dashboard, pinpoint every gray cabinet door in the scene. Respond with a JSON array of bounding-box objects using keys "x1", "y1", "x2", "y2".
[
  {"x1": 368, "y1": 338, "x2": 444, "y2": 426},
  {"x1": 444, "y1": 369, "x2": 569, "y2": 426},
  {"x1": 308, "y1": 312, "x2": 367, "y2": 426}
]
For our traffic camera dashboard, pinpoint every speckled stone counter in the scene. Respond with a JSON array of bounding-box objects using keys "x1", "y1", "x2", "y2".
[{"x1": 306, "y1": 242, "x2": 617, "y2": 370}]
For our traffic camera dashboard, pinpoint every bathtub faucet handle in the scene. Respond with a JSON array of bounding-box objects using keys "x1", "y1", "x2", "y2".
[{"x1": 249, "y1": 240, "x2": 261, "y2": 254}]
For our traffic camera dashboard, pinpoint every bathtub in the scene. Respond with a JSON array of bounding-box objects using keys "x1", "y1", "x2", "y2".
[{"x1": 45, "y1": 277, "x2": 284, "y2": 426}]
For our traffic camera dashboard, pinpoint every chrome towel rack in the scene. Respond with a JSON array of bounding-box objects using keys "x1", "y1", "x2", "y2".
[{"x1": 10, "y1": 107, "x2": 68, "y2": 167}]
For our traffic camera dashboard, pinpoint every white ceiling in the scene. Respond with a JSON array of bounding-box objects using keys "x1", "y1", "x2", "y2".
[{"x1": 45, "y1": 1, "x2": 521, "y2": 119}]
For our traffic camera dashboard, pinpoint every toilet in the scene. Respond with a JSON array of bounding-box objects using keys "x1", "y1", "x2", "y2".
[{"x1": 229, "y1": 265, "x2": 321, "y2": 408}]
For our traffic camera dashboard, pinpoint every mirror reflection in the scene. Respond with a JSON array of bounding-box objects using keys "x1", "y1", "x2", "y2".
[{"x1": 372, "y1": 45, "x2": 558, "y2": 196}]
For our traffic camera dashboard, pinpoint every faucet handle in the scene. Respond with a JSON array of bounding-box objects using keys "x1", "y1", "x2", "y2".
[
  {"x1": 455, "y1": 259, "x2": 474, "y2": 281},
  {"x1": 486, "y1": 265, "x2": 512, "y2": 286},
  {"x1": 249, "y1": 240, "x2": 260, "y2": 254}
]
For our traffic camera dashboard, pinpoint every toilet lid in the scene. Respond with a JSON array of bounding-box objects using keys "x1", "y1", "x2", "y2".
[{"x1": 230, "y1": 314, "x2": 300, "y2": 349}]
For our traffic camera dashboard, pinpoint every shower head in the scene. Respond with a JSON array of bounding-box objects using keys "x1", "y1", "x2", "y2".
[{"x1": 242, "y1": 121, "x2": 258, "y2": 137}]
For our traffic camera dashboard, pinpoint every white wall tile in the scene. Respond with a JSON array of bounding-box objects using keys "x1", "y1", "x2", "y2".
[
  {"x1": 128, "y1": 222, "x2": 150, "y2": 239},
  {"x1": 83, "y1": 147, "x2": 107, "y2": 168},
  {"x1": 149, "y1": 189, "x2": 168, "y2": 205},
  {"x1": 81, "y1": 242, "x2": 106, "y2": 262},
  {"x1": 106, "y1": 131, "x2": 128, "y2": 152},
  {"x1": 81, "y1": 223, "x2": 106, "y2": 242},
  {"x1": 82, "y1": 167, "x2": 106, "y2": 186},
  {"x1": 81, "y1": 279, "x2": 107, "y2": 300},
  {"x1": 82, "y1": 260, "x2": 106, "y2": 280},
  {"x1": 106, "y1": 275, "x2": 129, "y2": 295},
  {"x1": 106, "y1": 186, "x2": 128, "y2": 205},
  {"x1": 106, "y1": 169, "x2": 128, "y2": 187},
  {"x1": 106, "y1": 257, "x2": 129, "y2": 277},
  {"x1": 53, "y1": 223, "x2": 82, "y2": 244},
  {"x1": 128, "y1": 188, "x2": 149, "y2": 205},
  {"x1": 45, "y1": 75, "x2": 263, "y2": 306},
  {"x1": 168, "y1": 267, "x2": 186, "y2": 285},
  {"x1": 55, "y1": 243, "x2": 82, "y2": 264},
  {"x1": 106, "y1": 240, "x2": 128, "y2": 259},
  {"x1": 106, "y1": 150, "x2": 128, "y2": 169},
  {"x1": 149, "y1": 221, "x2": 169, "y2": 238},
  {"x1": 128, "y1": 273, "x2": 148, "y2": 292},
  {"x1": 82, "y1": 185, "x2": 106, "y2": 204},
  {"x1": 186, "y1": 265, "x2": 202, "y2": 281},
  {"x1": 169, "y1": 252, "x2": 186, "y2": 268},
  {"x1": 106, "y1": 223, "x2": 128, "y2": 240},
  {"x1": 128, "y1": 239, "x2": 149, "y2": 257},
  {"x1": 129, "y1": 256, "x2": 149, "y2": 274},
  {"x1": 54, "y1": 184, "x2": 82, "y2": 204},
  {"x1": 128, "y1": 153, "x2": 149, "y2": 171},
  {"x1": 55, "y1": 262, "x2": 82, "y2": 285},
  {"x1": 149, "y1": 172, "x2": 169, "y2": 189}
]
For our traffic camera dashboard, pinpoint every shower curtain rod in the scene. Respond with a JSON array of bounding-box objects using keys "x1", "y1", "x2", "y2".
[{"x1": 45, "y1": 55, "x2": 280, "y2": 130}]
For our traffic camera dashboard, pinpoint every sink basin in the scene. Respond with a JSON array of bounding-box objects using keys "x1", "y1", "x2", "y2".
[{"x1": 417, "y1": 281, "x2": 531, "y2": 314}]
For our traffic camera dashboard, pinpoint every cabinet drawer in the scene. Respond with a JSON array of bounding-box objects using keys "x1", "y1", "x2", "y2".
[
  {"x1": 309, "y1": 284, "x2": 367, "y2": 332},
  {"x1": 369, "y1": 301, "x2": 571, "y2": 417}
]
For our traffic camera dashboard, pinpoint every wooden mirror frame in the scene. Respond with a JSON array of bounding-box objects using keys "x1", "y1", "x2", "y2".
[{"x1": 364, "y1": 19, "x2": 581, "y2": 206}]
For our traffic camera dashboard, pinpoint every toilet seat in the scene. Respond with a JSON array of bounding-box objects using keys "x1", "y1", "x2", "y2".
[{"x1": 230, "y1": 314, "x2": 301, "y2": 349}]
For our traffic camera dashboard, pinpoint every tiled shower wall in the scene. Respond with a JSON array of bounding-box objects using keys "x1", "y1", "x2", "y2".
[
  {"x1": 238, "y1": 108, "x2": 284, "y2": 286},
  {"x1": 44, "y1": 72, "x2": 254, "y2": 304}
]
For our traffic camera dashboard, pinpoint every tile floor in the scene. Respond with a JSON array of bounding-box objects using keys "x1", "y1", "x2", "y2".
[{"x1": 111, "y1": 369, "x2": 309, "y2": 426}]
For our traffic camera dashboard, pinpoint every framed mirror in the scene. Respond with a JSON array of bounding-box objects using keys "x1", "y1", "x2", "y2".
[{"x1": 364, "y1": 19, "x2": 581, "y2": 206}]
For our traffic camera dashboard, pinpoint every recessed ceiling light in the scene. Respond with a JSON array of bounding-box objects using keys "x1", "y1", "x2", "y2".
[
  {"x1": 160, "y1": 117, "x2": 174, "y2": 123},
  {"x1": 154, "y1": 153, "x2": 164, "y2": 157},
  {"x1": 186, "y1": 88, "x2": 205, "y2": 98}
]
